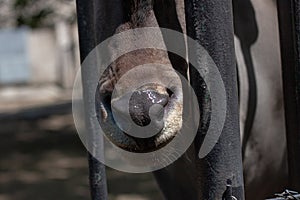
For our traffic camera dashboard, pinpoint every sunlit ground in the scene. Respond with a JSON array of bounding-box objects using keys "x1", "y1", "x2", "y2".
[{"x1": 0, "y1": 114, "x2": 163, "y2": 200}]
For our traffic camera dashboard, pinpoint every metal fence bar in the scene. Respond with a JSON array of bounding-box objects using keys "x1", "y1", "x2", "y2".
[
  {"x1": 76, "y1": 0, "x2": 126, "y2": 199},
  {"x1": 75, "y1": 1, "x2": 108, "y2": 200},
  {"x1": 277, "y1": 0, "x2": 300, "y2": 191},
  {"x1": 76, "y1": 0, "x2": 124, "y2": 200},
  {"x1": 184, "y1": 0, "x2": 245, "y2": 199}
]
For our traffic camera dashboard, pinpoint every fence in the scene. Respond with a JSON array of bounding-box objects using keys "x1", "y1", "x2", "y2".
[{"x1": 75, "y1": 0, "x2": 300, "y2": 199}]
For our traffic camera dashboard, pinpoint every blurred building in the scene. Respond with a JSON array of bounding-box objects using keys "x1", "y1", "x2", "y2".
[{"x1": 0, "y1": 0, "x2": 80, "y2": 112}]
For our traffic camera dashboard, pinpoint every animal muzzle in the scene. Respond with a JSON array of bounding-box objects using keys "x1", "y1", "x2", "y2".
[{"x1": 111, "y1": 86, "x2": 170, "y2": 139}]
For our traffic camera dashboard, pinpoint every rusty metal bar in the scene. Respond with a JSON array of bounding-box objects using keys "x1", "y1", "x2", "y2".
[
  {"x1": 277, "y1": 0, "x2": 300, "y2": 191},
  {"x1": 184, "y1": 0, "x2": 245, "y2": 199}
]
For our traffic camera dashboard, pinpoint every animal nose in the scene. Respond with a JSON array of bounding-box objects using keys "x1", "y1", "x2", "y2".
[
  {"x1": 111, "y1": 88, "x2": 170, "y2": 138},
  {"x1": 129, "y1": 90, "x2": 169, "y2": 127}
]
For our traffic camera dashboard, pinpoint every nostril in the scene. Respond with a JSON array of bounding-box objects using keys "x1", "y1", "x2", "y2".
[
  {"x1": 166, "y1": 88, "x2": 174, "y2": 98},
  {"x1": 129, "y1": 89, "x2": 169, "y2": 127}
]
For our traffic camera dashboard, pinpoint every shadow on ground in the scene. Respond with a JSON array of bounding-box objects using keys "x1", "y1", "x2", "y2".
[{"x1": 0, "y1": 114, "x2": 163, "y2": 200}]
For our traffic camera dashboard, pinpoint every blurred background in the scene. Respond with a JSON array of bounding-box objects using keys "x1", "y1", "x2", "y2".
[{"x1": 0, "y1": 0, "x2": 162, "y2": 199}]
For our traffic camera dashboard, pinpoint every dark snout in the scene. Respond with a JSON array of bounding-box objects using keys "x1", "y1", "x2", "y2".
[
  {"x1": 98, "y1": 80, "x2": 182, "y2": 152},
  {"x1": 111, "y1": 87, "x2": 170, "y2": 138},
  {"x1": 129, "y1": 89, "x2": 169, "y2": 127}
]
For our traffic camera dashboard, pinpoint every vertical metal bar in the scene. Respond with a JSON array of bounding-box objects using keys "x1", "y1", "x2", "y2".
[
  {"x1": 75, "y1": 1, "x2": 108, "y2": 200},
  {"x1": 184, "y1": 0, "x2": 245, "y2": 199},
  {"x1": 76, "y1": 1, "x2": 125, "y2": 199},
  {"x1": 277, "y1": 0, "x2": 300, "y2": 191}
]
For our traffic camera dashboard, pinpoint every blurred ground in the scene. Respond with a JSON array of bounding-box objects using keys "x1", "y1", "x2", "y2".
[{"x1": 0, "y1": 86, "x2": 163, "y2": 200}]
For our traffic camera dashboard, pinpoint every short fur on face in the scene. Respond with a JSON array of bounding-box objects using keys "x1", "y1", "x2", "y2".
[{"x1": 96, "y1": 0, "x2": 184, "y2": 152}]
